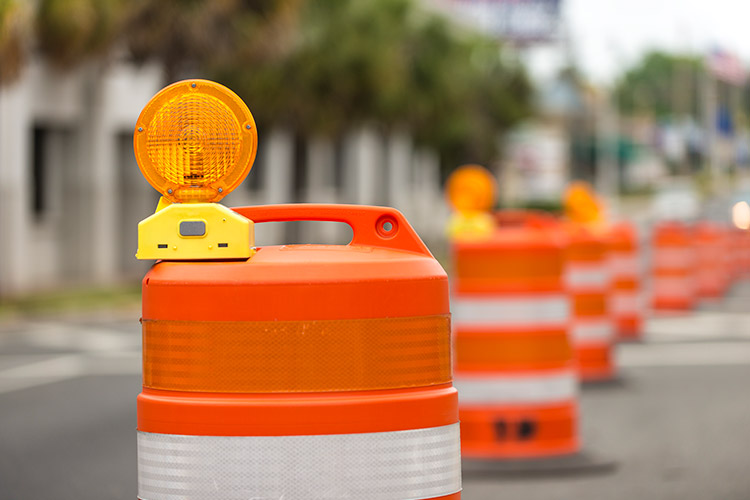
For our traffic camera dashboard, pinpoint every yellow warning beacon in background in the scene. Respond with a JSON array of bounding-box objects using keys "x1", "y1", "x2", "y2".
[
  {"x1": 134, "y1": 80, "x2": 257, "y2": 260},
  {"x1": 445, "y1": 164, "x2": 497, "y2": 239}
]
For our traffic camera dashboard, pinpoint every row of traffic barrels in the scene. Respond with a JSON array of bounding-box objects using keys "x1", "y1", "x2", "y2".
[
  {"x1": 652, "y1": 220, "x2": 750, "y2": 310},
  {"x1": 450, "y1": 210, "x2": 641, "y2": 461},
  {"x1": 452, "y1": 213, "x2": 750, "y2": 462}
]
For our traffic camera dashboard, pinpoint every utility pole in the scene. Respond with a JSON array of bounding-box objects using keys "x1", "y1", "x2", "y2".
[{"x1": 595, "y1": 88, "x2": 619, "y2": 215}]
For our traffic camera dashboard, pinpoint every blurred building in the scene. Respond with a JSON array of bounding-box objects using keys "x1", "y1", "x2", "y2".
[{"x1": 0, "y1": 58, "x2": 447, "y2": 297}]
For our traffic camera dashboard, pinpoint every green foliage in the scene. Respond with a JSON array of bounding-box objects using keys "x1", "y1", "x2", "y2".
[
  {"x1": 35, "y1": 0, "x2": 129, "y2": 68},
  {"x1": 0, "y1": 0, "x2": 30, "y2": 83},
  {"x1": 24, "y1": 0, "x2": 533, "y2": 166},
  {"x1": 213, "y1": 0, "x2": 532, "y2": 165},
  {"x1": 614, "y1": 50, "x2": 704, "y2": 118}
]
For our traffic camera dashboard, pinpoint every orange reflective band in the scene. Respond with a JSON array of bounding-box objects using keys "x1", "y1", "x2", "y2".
[
  {"x1": 567, "y1": 244, "x2": 606, "y2": 262},
  {"x1": 454, "y1": 252, "x2": 563, "y2": 288},
  {"x1": 572, "y1": 293, "x2": 607, "y2": 316},
  {"x1": 143, "y1": 315, "x2": 451, "y2": 393},
  {"x1": 454, "y1": 329, "x2": 573, "y2": 372}
]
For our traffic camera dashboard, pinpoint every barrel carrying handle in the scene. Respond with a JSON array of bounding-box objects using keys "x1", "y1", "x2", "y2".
[{"x1": 232, "y1": 204, "x2": 434, "y2": 257}]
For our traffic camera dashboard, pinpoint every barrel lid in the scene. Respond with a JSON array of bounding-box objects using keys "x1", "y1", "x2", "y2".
[{"x1": 147, "y1": 243, "x2": 445, "y2": 285}]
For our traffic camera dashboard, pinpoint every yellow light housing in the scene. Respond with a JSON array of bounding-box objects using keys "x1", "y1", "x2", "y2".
[
  {"x1": 134, "y1": 79, "x2": 258, "y2": 203},
  {"x1": 445, "y1": 164, "x2": 497, "y2": 213}
]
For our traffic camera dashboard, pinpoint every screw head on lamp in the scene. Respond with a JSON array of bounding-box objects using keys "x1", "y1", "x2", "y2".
[
  {"x1": 134, "y1": 79, "x2": 258, "y2": 203},
  {"x1": 445, "y1": 164, "x2": 497, "y2": 213}
]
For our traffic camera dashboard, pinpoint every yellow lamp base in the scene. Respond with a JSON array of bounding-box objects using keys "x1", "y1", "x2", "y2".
[{"x1": 136, "y1": 197, "x2": 254, "y2": 260}]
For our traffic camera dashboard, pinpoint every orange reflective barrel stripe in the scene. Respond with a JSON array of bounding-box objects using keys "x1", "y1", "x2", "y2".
[
  {"x1": 573, "y1": 292, "x2": 607, "y2": 316},
  {"x1": 455, "y1": 328, "x2": 572, "y2": 372},
  {"x1": 453, "y1": 250, "x2": 564, "y2": 293},
  {"x1": 143, "y1": 315, "x2": 451, "y2": 393}
]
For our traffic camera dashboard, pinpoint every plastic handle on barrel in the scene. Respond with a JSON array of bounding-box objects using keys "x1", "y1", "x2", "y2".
[{"x1": 232, "y1": 204, "x2": 434, "y2": 257}]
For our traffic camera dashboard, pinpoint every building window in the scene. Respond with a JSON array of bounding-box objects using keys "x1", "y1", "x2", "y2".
[
  {"x1": 246, "y1": 140, "x2": 264, "y2": 192},
  {"x1": 31, "y1": 126, "x2": 48, "y2": 220},
  {"x1": 292, "y1": 133, "x2": 307, "y2": 200}
]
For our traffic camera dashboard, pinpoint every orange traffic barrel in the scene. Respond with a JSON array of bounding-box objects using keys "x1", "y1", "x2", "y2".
[
  {"x1": 137, "y1": 205, "x2": 462, "y2": 500},
  {"x1": 565, "y1": 224, "x2": 616, "y2": 382},
  {"x1": 741, "y1": 229, "x2": 750, "y2": 278},
  {"x1": 650, "y1": 221, "x2": 696, "y2": 311},
  {"x1": 695, "y1": 221, "x2": 729, "y2": 298},
  {"x1": 730, "y1": 227, "x2": 750, "y2": 281},
  {"x1": 607, "y1": 221, "x2": 643, "y2": 341},
  {"x1": 451, "y1": 211, "x2": 580, "y2": 460}
]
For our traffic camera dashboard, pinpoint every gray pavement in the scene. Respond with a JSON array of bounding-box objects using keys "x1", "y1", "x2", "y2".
[{"x1": 1, "y1": 288, "x2": 750, "y2": 499}]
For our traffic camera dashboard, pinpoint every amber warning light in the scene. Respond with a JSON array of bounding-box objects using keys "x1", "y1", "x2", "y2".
[
  {"x1": 445, "y1": 164, "x2": 497, "y2": 239},
  {"x1": 134, "y1": 80, "x2": 258, "y2": 261}
]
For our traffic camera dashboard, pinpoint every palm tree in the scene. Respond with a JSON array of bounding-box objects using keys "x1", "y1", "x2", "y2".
[
  {"x1": 0, "y1": 0, "x2": 31, "y2": 83},
  {"x1": 125, "y1": 0, "x2": 301, "y2": 82},
  {"x1": 35, "y1": 0, "x2": 130, "y2": 69},
  {"x1": 6, "y1": 0, "x2": 533, "y2": 171}
]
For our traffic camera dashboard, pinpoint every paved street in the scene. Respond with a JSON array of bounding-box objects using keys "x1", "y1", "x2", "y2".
[{"x1": 1, "y1": 287, "x2": 750, "y2": 499}]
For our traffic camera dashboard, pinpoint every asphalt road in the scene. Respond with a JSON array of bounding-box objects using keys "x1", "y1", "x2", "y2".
[{"x1": 1, "y1": 285, "x2": 750, "y2": 500}]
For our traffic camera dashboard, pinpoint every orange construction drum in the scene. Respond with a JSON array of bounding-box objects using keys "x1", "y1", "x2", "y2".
[
  {"x1": 137, "y1": 205, "x2": 462, "y2": 500},
  {"x1": 565, "y1": 224, "x2": 616, "y2": 382},
  {"x1": 695, "y1": 221, "x2": 729, "y2": 299},
  {"x1": 607, "y1": 221, "x2": 643, "y2": 341},
  {"x1": 650, "y1": 221, "x2": 696, "y2": 311},
  {"x1": 730, "y1": 227, "x2": 750, "y2": 281},
  {"x1": 451, "y1": 212, "x2": 580, "y2": 460},
  {"x1": 741, "y1": 229, "x2": 750, "y2": 278}
]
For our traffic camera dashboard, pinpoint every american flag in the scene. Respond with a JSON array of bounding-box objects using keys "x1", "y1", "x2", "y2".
[{"x1": 707, "y1": 48, "x2": 746, "y2": 86}]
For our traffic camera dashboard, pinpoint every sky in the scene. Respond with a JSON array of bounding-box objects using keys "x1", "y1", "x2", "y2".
[{"x1": 526, "y1": 0, "x2": 750, "y2": 85}]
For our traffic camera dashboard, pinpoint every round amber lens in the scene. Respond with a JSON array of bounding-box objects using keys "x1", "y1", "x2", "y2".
[
  {"x1": 446, "y1": 164, "x2": 497, "y2": 212},
  {"x1": 134, "y1": 80, "x2": 257, "y2": 203}
]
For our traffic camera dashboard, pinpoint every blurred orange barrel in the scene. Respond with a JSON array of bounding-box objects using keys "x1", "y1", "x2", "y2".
[
  {"x1": 742, "y1": 229, "x2": 750, "y2": 278},
  {"x1": 137, "y1": 205, "x2": 462, "y2": 500},
  {"x1": 651, "y1": 221, "x2": 696, "y2": 310},
  {"x1": 695, "y1": 221, "x2": 729, "y2": 298},
  {"x1": 608, "y1": 221, "x2": 643, "y2": 341},
  {"x1": 565, "y1": 225, "x2": 616, "y2": 381},
  {"x1": 730, "y1": 227, "x2": 750, "y2": 281},
  {"x1": 451, "y1": 212, "x2": 580, "y2": 459}
]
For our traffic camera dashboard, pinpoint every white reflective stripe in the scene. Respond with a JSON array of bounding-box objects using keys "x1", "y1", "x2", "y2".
[
  {"x1": 138, "y1": 425, "x2": 461, "y2": 500},
  {"x1": 611, "y1": 292, "x2": 642, "y2": 315},
  {"x1": 652, "y1": 249, "x2": 694, "y2": 269},
  {"x1": 454, "y1": 371, "x2": 577, "y2": 404},
  {"x1": 610, "y1": 254, "x2": 639, "y2": 278},
  {"x1": 451, "y1": 295, "x2": 569, "y2": 327},
  {"x1": 565, "y1": 264, "x2": 610, "y2": 289},
  {"x1": 572, "y1": 319, "x2": 615, "y2": 342}
]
